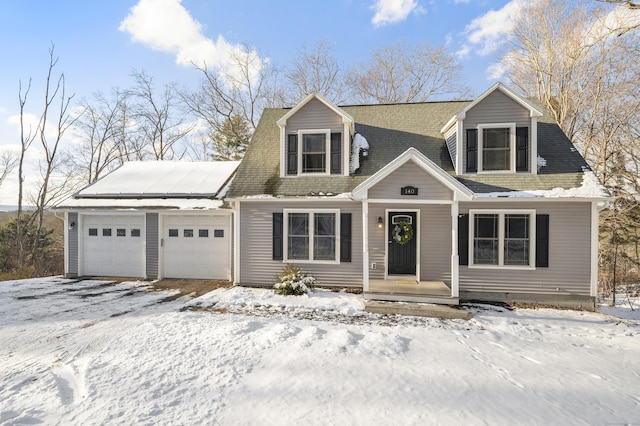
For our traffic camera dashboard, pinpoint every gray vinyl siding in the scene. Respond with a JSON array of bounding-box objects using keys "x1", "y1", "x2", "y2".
[
  {"x1": 445, "y1": 131, "x2": 457, "y2": 170},
  {"x1": 463, "y1": 90, "x2": 531, "y2": 174},
  {"x1": 146, "y1": 212, "x2": 158, "y2": 279},
  {"x1": 368, "y1": 161, "x2": 452, "y2": 200},
  {"x1": 238, "y1": 201, "x2": 362, "y2": 287},
  {"x1": 285, "y1": 98, "x2": 344, "y2": 133},
  {"x1": 459, "y1": 201, "x2": 592, "y2": 295},
  {"x1": 67, "y1": 212, "x2": 78, "y2": 277},
  {"x1": 368, "y1": 204, "x2": 452, "y2": 283}
]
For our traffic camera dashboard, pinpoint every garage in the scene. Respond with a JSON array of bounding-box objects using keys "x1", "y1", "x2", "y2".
[
  {"x1": 82, "y1": 214, "x2": 145, "y2": 277},
  {"x1": 162, "y1": 214, "x2": 230, "y2": 280}
]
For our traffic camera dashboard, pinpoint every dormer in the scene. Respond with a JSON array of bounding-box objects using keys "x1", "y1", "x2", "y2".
[
  {"x1": 277, "y1": 93, "x2": 355, "y2": 177},
  {"x1": 441, "y1": 83, "x2": 543, "y2": 175}
]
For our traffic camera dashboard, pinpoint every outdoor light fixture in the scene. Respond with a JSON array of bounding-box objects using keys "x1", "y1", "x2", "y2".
[
  {"x1": 377, "y1": 216, "x2": 384, "y2": 229},
  {"x1": 68, "y1": 221, "x2": 76, "y2": 230}
]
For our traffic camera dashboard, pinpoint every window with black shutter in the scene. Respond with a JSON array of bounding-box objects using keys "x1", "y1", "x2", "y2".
[
  {"x1": 466, "y1": 129, "x2": 477, "y2": 173},
  {"x1": 340, "y1": 213, "x2": 351, "y2": 262},
  {"x1": 458, "y1": 214, "x2": 469, "y2": 265},
  {"x1": 330, "y1": 133, "x2": 342, "y2": 174},
  {"x1": 516, "y1": 127, "x2": 529, "y2": 172},
  {"x1": 536, "y1": 214, "x2": 549, "y2": 267},
  {"x1": 287, "y1": 134, "x2": 298, "y2": 175},
  {"x1": 272, "y1": 213, "x2": 283, "y2": 260}
]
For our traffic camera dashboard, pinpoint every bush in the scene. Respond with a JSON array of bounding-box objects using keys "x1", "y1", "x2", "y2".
[{"x1": 273, "y1": 264, "x2": 316, "y2": 296}]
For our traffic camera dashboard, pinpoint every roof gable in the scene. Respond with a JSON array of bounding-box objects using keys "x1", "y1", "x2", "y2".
[
  {"x1": 352, "y1": 148, "x2": 474, "y2": 200},
  {"x1": 277, "y1": 93, "x2": 354, "y2": 132}
]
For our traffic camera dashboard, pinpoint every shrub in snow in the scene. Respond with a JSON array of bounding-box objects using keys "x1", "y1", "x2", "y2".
[{"x1": 273, "y1": 264, "x2": 317, "y2": 296}]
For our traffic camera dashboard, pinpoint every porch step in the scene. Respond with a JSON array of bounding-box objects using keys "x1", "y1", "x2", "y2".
[
  {"x1": 363, "y1": 300, "x2": 472, "y2": 320},
  {"x1": 364, "y1": 291, "x2": 459, "y2": 305}
]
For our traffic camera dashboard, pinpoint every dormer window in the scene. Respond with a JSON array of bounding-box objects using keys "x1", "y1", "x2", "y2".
[
  {"x1": 286, "y1": 130, "x2": 342, "y2": 176},
  {"x1": 301, "y1": 131, "x2": 329, "y2": 173},
  {"x1": 466, "y1": 124, "x2": 529, "y2": 173}
]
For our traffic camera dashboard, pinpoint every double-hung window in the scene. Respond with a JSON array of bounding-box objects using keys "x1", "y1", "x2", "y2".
[
  {"x1": 301, "y1": 132, "x2": 328, "y2": 173},
  {"x1": 470, "y1": 210, "x2": 535, "y2": 268},
  {"x1": 478, "y1": 123, "x2": 516, "y2": 172},
  {"x1": 284, "y1": 209, "x2": 339, "y2": 263}
]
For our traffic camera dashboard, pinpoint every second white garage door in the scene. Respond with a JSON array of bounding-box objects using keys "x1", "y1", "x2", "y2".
[{"x1": 162, "y1": 214, "x2": 230, "y2": 280}]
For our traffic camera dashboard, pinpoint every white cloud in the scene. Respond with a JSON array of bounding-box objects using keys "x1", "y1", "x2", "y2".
[
  {"x1": 456, "y1": 44, "x2": 471, "y2": 58},
  {"x1": 486, "y1": 61, "x2": 509, "y2": 80},
  {"x1": 464, "y1": 0, "x2": 522, "y2": 55},
  {"x1": 585, "y1": 4, "x2": 640, "y2": 44},
  {"x1": 454, "y1": 0, "x2": 471, "y2": 3},
  {"x1": 371, "y1": 0, "x2": 421, "y2": 27},
  {"x1": 119, "y1": 0, "x2": 267, "y2": 85}
]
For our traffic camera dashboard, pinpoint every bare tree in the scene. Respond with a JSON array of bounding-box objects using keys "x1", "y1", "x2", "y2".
[
  {"x1": 129, "y1": 70, "x2": 194, "y2": 160},
  {"x1": 598, "y1": 1, "x2": 640, "y2": 10},
  {"x1": 0, "y1": 151, "x2": 17, "y2": 189},
  {"x1": 32, "y1": 46, "x2": 79, "y2": 260},
  {"x1": 183, "y1": 45, "x2": 276, "y2": 159},
  {"x1": 345, "y1": 40, "x2": 471, "y2": 104},
  {"x1": 74, "y1": 88, "x2": 130, "y2": 184},
  {"x1": 285, "y1": 40, "x2": 346, "y2": 104}
]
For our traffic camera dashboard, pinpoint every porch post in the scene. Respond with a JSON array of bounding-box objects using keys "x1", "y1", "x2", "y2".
[
  {"x1": 451, "y1": 199, "x2": 460, "y2": 298},
  {"x1": 362, "y1": 200, "x2": 369, "y2": 292},
  {"x1": 590, "y1": 202, "x2": 599, "y2": 297}
]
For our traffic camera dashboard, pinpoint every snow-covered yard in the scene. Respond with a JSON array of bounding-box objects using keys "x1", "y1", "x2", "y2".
[{"x1": 1, "y1": 278, "x2": 639, "y2": 425}]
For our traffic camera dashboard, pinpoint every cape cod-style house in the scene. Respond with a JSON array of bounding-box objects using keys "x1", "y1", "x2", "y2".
[
  {"x1": 59, "y1": 83, "x2": 608, "y2": 309},
  {"x1": 225, "y1": 83, "x2": 608, "y2": 309}
]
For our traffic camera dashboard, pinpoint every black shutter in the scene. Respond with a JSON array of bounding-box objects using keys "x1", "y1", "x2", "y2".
[
  {"x1": 287, "y1": 134, "x2": 298, "y2": 175},
  {"x1": 516, "y1": 127, "x2": 529, "y2": 172},
  {"x1": 536, "y1": 214, "x2": 549, "y2": 267},
  {"x1": 330, "y1": 133, "x2": 342, "y2": 174},
  {"x1": 340, "y1": 213, "x2": 352, "y2": 262},
  {"x1": 273, "y1": 213, "x2": 283, "y2": 260},
  {"x1": 466, "y1": 129, "x2": 477, "y2": 173},
  {"x1": 458, "y1": 214, "x2": 469, "y2": 265}
]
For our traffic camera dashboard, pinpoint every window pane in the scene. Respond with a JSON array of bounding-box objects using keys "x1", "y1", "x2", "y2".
[
  {"x1": 475, "y1": 214, "x2": 498, "y2": 238},
  {"x1": 214, "y1": 229, "x2": 224, "y2": 238},
  {"x1": 117, "y1": 228, "x2": 126, "y2": 237},
  {"x1": 288, "y1": 213, "x2": 309, "y2": 260},
  {"x1": 169, "y1": 229, "x2": 178, "y2": 237},
  {"x1": 103, "y1": 228, "x2": 112, "y2": 237},
  {"x1": 505, "y1": 214, "x2": 530, "y2": 265},
  {"x1": 184, "y1": 229, "x2": 194, "y2": 237},
  {"x1": 483, "y1": 128, "x2": 510, "y2": 171},
  {"x1": 302, "y1": 134, "x2": 326, "y2": 173},
  {"x1": 199, "y1": 229, "x2": 209, "y2": 238},
  {"x1": 88, "y1": 228, "x2": 98, "y2": 236},
  {"x1": 131, "y1": 229, "x2": 141, "y2": 237},
  {"x1": 474, "y1": 214, "x2": 498, "y2": 265},
  {"x1": 474, "y1": 239, "x2": 499, "y2": 265},
  {"x1": 314, "y1": 213, "x2": 336, "y2": 260}
]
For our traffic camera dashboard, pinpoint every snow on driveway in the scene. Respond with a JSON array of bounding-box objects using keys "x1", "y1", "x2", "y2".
[{"x1": 0, "y1": 278, "x2": 639, "y2": 425}]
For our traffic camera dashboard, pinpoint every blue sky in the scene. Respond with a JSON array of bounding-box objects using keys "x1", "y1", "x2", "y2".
[{"x1": 0, "y1": 0, "x2": 519, "y2": 205}]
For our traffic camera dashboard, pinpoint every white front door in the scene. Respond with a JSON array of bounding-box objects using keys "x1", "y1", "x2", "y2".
[
  {"x1": 82, "y1": 215, "x2": 145, "y2": 277},
  {"x1": 162, "y1": 215, "x2": 230, "y2": 279}
]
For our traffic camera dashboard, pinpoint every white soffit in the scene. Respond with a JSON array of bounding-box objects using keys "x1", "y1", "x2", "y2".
[{"x1": 77, "y1": 161, "x2": 240, "y2": 198}]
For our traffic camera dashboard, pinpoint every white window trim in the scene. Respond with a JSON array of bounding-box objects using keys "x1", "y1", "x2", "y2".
[
  {"x1": 298, "y1": 129, "x2": 331, "y2": 176},
  {"x1": 469, "y1": 209, "x2": 536, "y2": 270},
  {"x1": 477, "y1": 123, "x2": 517, "y2": 173},
  {"x1": 283, "y1": 208, "x2": 340, "y2": 264}
]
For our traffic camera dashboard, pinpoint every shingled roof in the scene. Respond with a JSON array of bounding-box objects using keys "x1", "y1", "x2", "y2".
[{"x1": 227, "y1": 99, "x2": 593, "y2": 198}]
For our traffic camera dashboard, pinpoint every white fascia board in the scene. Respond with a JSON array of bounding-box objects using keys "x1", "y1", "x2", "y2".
[
  {"x1": 351, "y1": 147, "x2": 474, "y2": 201},
  {"x1": 440, "y1": 116, "x2": 457, "y2": 134}
]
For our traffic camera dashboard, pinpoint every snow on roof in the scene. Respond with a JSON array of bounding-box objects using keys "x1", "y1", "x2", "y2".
[
  {"x1": 76, "y1": 161, "x2": 240, "y2": 198},
  {"x1": 56, "y1": 197, "x2": 226, "y2": 210},
  {"x1": 476, "y1": 171, "x2": 609, "y2": 199}
]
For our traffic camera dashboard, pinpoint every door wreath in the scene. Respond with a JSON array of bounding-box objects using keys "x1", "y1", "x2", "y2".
[{"x1": 392, "y1": 221, "x2": 414, "y2": 245}]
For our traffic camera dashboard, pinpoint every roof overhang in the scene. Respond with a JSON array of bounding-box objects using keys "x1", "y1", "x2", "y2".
[{"x1": 352, "y1": 148, "x2": 475, "y2": 201}]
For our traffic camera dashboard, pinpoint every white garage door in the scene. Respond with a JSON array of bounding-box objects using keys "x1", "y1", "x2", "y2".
[
  {"x1": 82, "y1": 215, "x2": 145, "y2": 277},
  {"x1": 162, "y1": 215, "x2": 230, "y2": 280}
]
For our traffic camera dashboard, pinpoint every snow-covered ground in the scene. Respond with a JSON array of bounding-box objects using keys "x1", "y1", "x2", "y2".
[{"x1": 1, "y1": 278, "x2": 639, "y2": 425}]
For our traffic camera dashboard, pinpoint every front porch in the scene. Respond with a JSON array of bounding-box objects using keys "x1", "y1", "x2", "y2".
[{"x1": 365, "y1": 280, "x2": 459, "y2": 305}]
